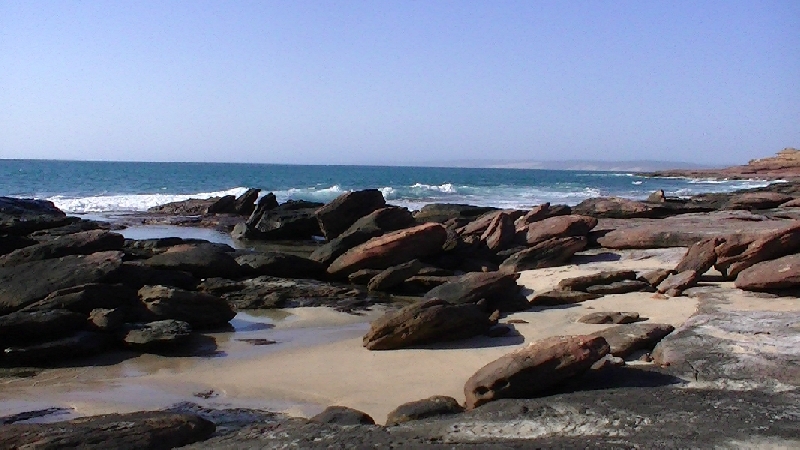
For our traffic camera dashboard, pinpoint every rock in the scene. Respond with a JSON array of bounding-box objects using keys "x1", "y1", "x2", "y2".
[
  {"x1": 557, "y1": 270, "x2": 638, "y2": 292},
  {"x1": 0, "y1": 197, "x2": 69, "y2": 235},
  {"x1": 530, "y1": 290, "x2": 601, "y2": 306},
  {"x1": 587, "y1": 323, "x2": 675, "y2": 357},
  {"x1": 514, "y1": 203, "x2": 571, "y2": 230},
  {"x1": 577, "y1": 312, "x2": 642, "y2": 324},
  {"x1": 249, "y1": 202, "x2": 323, "y2": 240},
  {"x1": 143, "y1": 243, "x2": 241, "y2": 279},
  {"x1": 310, "y1": 207, "x2": 415, "y2": 265},
  {"x1": 245, "y1": 192, "x2": 279, "y2": 227},
  {"x1": 88, "y1": 308, "x2": 129, "y2": 332},
  {"x1": 674, "y1": 237, "x2": 723, "y2": 275},
  {"x1": 647, "y1": 190, "x2": 666, "y2": 203},
  {"x1": 363, "y1": 299, "x2": 495, "y2": 350},
  {"x1": 523, "y1": 215, "x2": 598, "y2": 246},
  {"x1": 235, "y1": 252, "x2": 324, "y2": 279},
  {"x1": 734, "y1": 254, "x2": 800, "y2": 291},
  {"x1": 0, "y1": 251, "x2": 124, "y2": 315},
  {"x1": 315, "y1": 189, "x2": 386, "y2": 240},
  {"x1": 107, "y1": 263, "x2": 199, "y2": 290},
  {"x1": 724, "y1": 192, "x2": 793, "y2": 210},
  {"x1": 458, "y1": 210, "x2": 521, "y2": 237},
  {"x1": 138, "y1": 285, "x2": 235, "y2": 329},
  {"x1": 573, "y1": 197, "x2": 667, "y2": 219},
  {"x1": 396, "y1": 275, "x2": 455, "y2": 296},
  {"x1": 233, "y1": 188, "x2": 261, "y2": 216},
  {"x1": 347, "y1": 269, "x2": 382, "y2": 285},
  {"x1": 28, "y1": 219, "x2": 108, "y2": 240},
  {"x1": 585, "y1": 280, "x2": 654, "y2": 295},
  {"x1": 206, "y1": 195, "x2": 237, "y2": 214},
  {"x1": 385, "y1": 396, "x2": 464, "y2": 426},
  {"x1": 148, "y1": 198, "x2": 218, "y2": 215},
  {"x1": 0, "y1": 235, "x2": 36, "y2": 256},
  {"x1": 327, "y1": 223, "x2": 448, "y2": 277},
  {"x1": 638, "y1": 268, "x2": 674, "y2": 287},
  {"x1": 367, "y1": 260, "x2": 425, "y2": 292},
  {"x1": 311, "y1": 406, "x2": 375, "y2": 425},
  {"x1": 0, "y1": 309, "x2": 86, "y2": 347},
  {"x1": 481, "y1": 212, "x2": 516, "y2": 251},
  {"x1": 715, "y1": 222, "x2": 800, "y2": 278},
  {"x1": 656, "y1": 270, "x2": 699, "y2": 296},
  {"x1": 0, "y1": 230, "x2": 125, "y2": 267},
  {"x1": 463, "y1": 335, "x2": 610, "y2": 409},
  {"x1": 121, "y1": 320, "x2": 193, "y2": 349},
  {"x1": 499, "y1": 237, "x2": 587, "y2": 272},
  {"x1": 413, "y1": 204, "x2": 498, "y2": 224},
  {"x1": 21, "y1": 283, "x2": 138, "y2": 314},
  {"x1": 0, "y1": 411, "x2": 215, "y2": 449},
  {"x1": 2, "y1": 331, "x2": 112, "y2": 366},
  {"x1": 423, "y1": 271, "x2": 527, "y2": 312}
]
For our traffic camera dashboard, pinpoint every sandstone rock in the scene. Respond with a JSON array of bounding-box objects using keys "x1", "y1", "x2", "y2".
[
  {"x1": 397, "y1": 275, "x2": 455, "y2": 296},
  {"x1": 413, "y1": 204, "x2": 498, "y2": 224},
  {"x1": 578, "y1": 312, "x2": 642, "y2": 324},
  {"x1": 233, "y1": 188, "x2": 261, "y2": 216},
  {"x1": 557, "y1": 270, "x2": 638, "y2": 292},
  {"x1": 514, "y1": 203, "x2": 571, "y2": 230},
  {"x1": 121, "y1": 320, "x2": 193, "y2": 349},
  {"x1": 385, "y1": 396, "x2": 464, "y2": 426},
  {"x1": 715, "y1": 222, "x2": 800, "y2": 278},
  {"x1": 363, "y1": 299, "x2": 494, "y2": 350},
  {"x1": 638, "y1": 269, "x2": 674, "y2": 287},
  {"x1": 0, "y1": 251, "x2": 124, "y2": 315},
  {"x1": 463, "y1": 335, "x2": 610, "y2": 409},
  {"x1": 0, "y1": 309, "x2": 86, "y2": 347},
  {"x1": 481, "y1": 212, "x2": 516, "y2": 251},
  {"x1": 530, "y1": 290, "x2": 601, "y2": 306},
  {"x1": 138, "y1": 285, "x2": 235, "y2": 329},
  {"x1": 310, "y1": 207, "x2": 415, "y2": 265},
  {"x1": 88, "y1": 308, "x2": 129, "y2": 332},
  {"x1": 107, "y1": 263, "x2": 199, "y2": 290},
  {"x1": 149, "y1": 198, "x2": 219, "y2": 215},
  {"x1": 0, "y1": 411, "x2": 215, "y2": 449},
  {"x1": 21, "y1": 283, "x2": 139, "y2": 314},
  {"x1": 367, "y1": 260, "x2": 425, "y2": 292},
  {"x1": 206, "y1": 195, "x2": 237, "y2": 214},
  {"x1": 734, "y1": 254, "x2": 800, "y2": 291},
  {"x1": 143, "y1": 243, "x2": 241, "y2": 279},
  {"x1": 499, "y1": 237, "x2": 586, "y2": 272},
  {"x1": 311, "y1": 406, "x2": 375, "y2": 425},
  {"x1": 235, "y1": 252, "x2": 324, "y2": 279},
  {"x1": 674, "y1": 237, "x2": 723, "y2": 274},
  {"x1": 245, "y1": 192, "x2": 279, "y2": 227},
  {"x1": 587, "y1": 323, "x2": 675, "y2": 357},
  {"x1": 723, "y1": 192, "x2": 793, "y2": 210},
  {"x1": 250, "y1": 203, "x2": 323, "y2": 240},
  {"x1": 656, "y1": 270, "x2": 699, "y2": 296},
  {"x1": 458, "y1": 210, "x2": 518, "y2": 237},
  {"x1": 347, "y1": 269, "x2": 382, "y2": 285},
  {"x1": 2, "y1": 331, "x2": 112, "y2": 366},
  {"x1": 315, "y1": 189, "x2": 386, "y2": 240},
  {"x1": 327, "y1": 223, "x2": 447, "y2": 277},
  {"x1": 573, "y1": 197, "x2": 666, "y2": 219},
  {"x1": 523, "y1": 215, "x2": 597, "y2": 246},
  {"x1": 585, "y1": 280, "x2": 653, "y2": 295},
  {"x1": 0, "y1": 230, "x2": 124, "y2": 267},
  {"x1": 423, "y1": 271, "x2": 527, "y2": 312},
  {"x1": 0, "y1": 197, "x2": 69, "y2": 235}
]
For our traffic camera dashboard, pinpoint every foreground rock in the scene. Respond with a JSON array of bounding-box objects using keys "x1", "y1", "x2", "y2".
[
  {"x1": 499, "y1": 236, "x2": 586, "y2": 272},
  {"x1": 714, "y1": 222, "x2": 800, "y2": 279},
  {"x1": 424, "y1": 271, "x2": 528, "y2": 312},
  {"x1": 735, "y1": 254, "x2": 800, "y2": 291},
  {"x1": 463, "y1": 335, "x2": 610, "y2": 409},
  {"x1": 0, "y1": 411, "x2": 215, "y2": 449},
  {"x1": 311, "y1": 406, "x2": 375, "y2": 425},
  {"x1": 315, "y1": 189, "x2": 386, "y2": 240},
  {"x1": 138, "y1": 286, "x2": 235, "y2": 329},
  {"x1": 363, "y1": 299, "x2": 495, "y2": 350},
  {"x1": 386, "y1": 396, "x2": 464, "y2": 426},
  {"x1": 0, "y1": 197, "x2": 69, "y2": 235},
  {"x1": 587, "y1": 323, "x2": 675, "y2": 357}
]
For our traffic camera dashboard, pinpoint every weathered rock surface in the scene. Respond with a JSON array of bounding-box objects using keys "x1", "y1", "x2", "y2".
[
  {"x1": 734, "y1": 254, "x2": 800, "y2": 291},
  {"x1": 413, "y1": 204, "x2": 498, "y2": 224},
  {"x1": 424, "y1": 271, "x2": 527, "y2": 312},
  {"x1": 585, "y1": 280, "x2": 654, "y2": 295},
  {"x1": 0, "y1": 251, "x2": 124, "y2": 315},
  {"x1": 723, "y1": 192, "x2": 793, "y2": 210},
  {"x1": 463, "y1": 335, "x2": 610, "y2": 409},
  {"x1": 21, "y1": 283, "x2": 139, "y2": 314},
  {"x1": 715, "y1": 222, "x2": 800, "y2": 278},
  {"x1": 88, "y1": 308, "x2": 128, "y2": 332},
  {"x1": 367, "y1": 259, "x2": 425, "y2": 292},
  {"x1": 386, "y1": 396, "x2": 464, "y2": 426},
  {"x1": 138, "y1": 285, "x2": 235, "y2": 329},
  {"x1": 121, "y1": 320, "x2": 193, "y2": 349},
  {"x1": 481, "y1": 212, "x2": 517, "y2": 251},
  {"x1": 315, "y1": 189, "x2": 386, "y2": 240},
  {"x1": 2, "y1": 331, "x2": 112, "y2": 366},
  {"x1": 499, "y1": 237, "x2": 586, "y2": 272},
  {"x1": 578, "y1": 312, "x2": 642, "y2": 324},
  {"x1": 311, "y1": 406, "x2": 375, "y2": 425},
  {"x1": 523, "y1": 215, "x2": 597, "y2": 246},
  {"x1": 327, "y1": 223, "x2": 447, "y2": 277},
  {"x1": 557, "y1": 270, "x2": 638, "y2": 292},
  {"x1": 363, "y1": 299, "x2": 494, "y2": 350},
  {"x1": 530, "y1": 290, "x2": 601, "y2": 306},
  {"x1": 514, "y1": 203, "x2": 571, "y2": 230},
  {"x1": 573, "y1": 197, "x2": 666, "y2": 219},
  {"x1": 0, "y1": 309, "x2": 86, "y2": 346},
  {"x1": 249, "y1": 201, "x2": 323, "y2": 240},
  {"x1": 639, "y1": 268, "x2": 674, "y2": 287},
  {"x1": 674, "y1": 236, "x2": 723, "y2": 274},
  {"x1": 206, "y1": 195, "x2": 237, "y2": 214},
  {"x1": 143, "y1": 244, "x2": 241, "y2": 279},
  {"x1": 0, "y1": 411, "x2": 215, "y2": 449},
  {"x1": 232, "y1": 188, "x2": 261, "y2": 216},
  {"x1": 0, "y1": 197, "x2": 69, "y2": 235},
  {"x1": 587, "y1": 323, "x2": 675, "y2": 358},
  {"x1": 0, "y1": 230, "x2": 125, "y2": 267},
  {"x1": 235, "y1": 252, "x2": 324, "y2": 279},
  {"x1": 108, "y1": 263, "x2": 199, "y2": 290},
  {"x1": 656, "y1": 270, "x2": 699, "y2": 296}
]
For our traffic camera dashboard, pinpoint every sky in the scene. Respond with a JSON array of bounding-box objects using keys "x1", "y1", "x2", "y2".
[{"x1": 1, "y1": 1, "x2": 798, "y2": 166}]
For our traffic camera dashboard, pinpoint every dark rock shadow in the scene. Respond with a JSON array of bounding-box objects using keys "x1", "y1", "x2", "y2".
[
  {"x1": 571, "y1": 252, "x2": 622, "y2": 264},
  {"x1": 554, "y1": 365, "x2": 684, "y2": 395},
  {"x1": 526, "y1": 302, "x2": 583, "y2": 313},
  {"x1": 412, "y1": 332, "x2": 525, "y2": 350},
  {"x1": 149, "y1": 334, "x2": 223, "y2": 357}
]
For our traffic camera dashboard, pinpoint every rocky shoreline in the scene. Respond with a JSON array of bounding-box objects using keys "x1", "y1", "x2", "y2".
[{"x1": 2, "y1": 170, "x2": 800, "y2": 448}]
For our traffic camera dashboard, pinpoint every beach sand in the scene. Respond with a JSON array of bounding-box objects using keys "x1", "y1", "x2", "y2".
[{"x1": 0, "y1": 247, "x2": 736, "y2": 425}]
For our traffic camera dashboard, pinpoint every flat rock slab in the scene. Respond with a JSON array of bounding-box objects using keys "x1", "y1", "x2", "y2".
[
  {"x1": 0, "y1": 230, "x2": 125, "y2": 267},
  {"x1": 587, "y1": 323, "x2": 675, "y2": 358},
  {"x1": 530, "y1": 290, "x2": 601, "y2": 306},
  {"x1": 557, "y1": 270, "x2": 637, "y2": 291},
  {"x1": 735, "y1": 253, "x2": 800, "y2": 291},
  {"x1": 653, "y1": 309, "x2": 800, "y2": 387},
  {"x1": 0, "y1": 411, "x2": 215, "y2": 449},
  {"x1": 386, "y1": 396, "x2": 464, "y2": 426},
  {"x1": 585, "y1": 280, "x2": 653, "y2": 295},
  {"x1": 657, "y1": 270, "x2": 699, "y2": 297},
  {"x1": 578, "y1": 312, "x2": 643, "y2": 324}
]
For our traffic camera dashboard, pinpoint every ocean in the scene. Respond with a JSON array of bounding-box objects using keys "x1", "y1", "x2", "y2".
[{"x1": 0, "y1": 159, "x2": 774, "y2": 215}]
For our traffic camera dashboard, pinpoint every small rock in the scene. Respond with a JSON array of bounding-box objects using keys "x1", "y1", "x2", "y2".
[
  {"x1": 585, "y1": 280, "x2": 654, "y2": 295},
  {"x1": 656, "y1": 270, "x2": 699, "y2": 296},
  {"x1": 578, "y1": 312, "x2": 642, "y2": 324},
  {"x1": 386, "y1": 396, "x2": 464, "y2": 426},
  {"x1": 311, "y1": 406, "x2": 375, "y2": 425}
]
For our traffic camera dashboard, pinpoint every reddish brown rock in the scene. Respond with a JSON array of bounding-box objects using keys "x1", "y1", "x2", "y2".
[
  {"x1": 514, "y1": 203, "x2": 571, "y2": 231},
  {"x1": 367, "y1": 260, "x2": 425, "y2": 292},
  {"x1": 557, "y1": 270, "x2": 638, "y2": 292},
  {"x1": 138, "y1": 285, "x2": 235, "y2": 329},
  {"x1": 723, "y1": 192, "x2": 793, "y2": 210},
  {"x1": 481, "y1": 212, "x2": 517, "y2": 251},
  {"x1": 463, "y1": 335, "x2": 610, "y2": 409},
  {"x1": 385, "y1": 396, "x2": 464, "y2": 426},
  {"x1": 656, "y1": 270, "x2": 699, "y2": 297},
  {"x1": 0, "y1": 230, "x2": 125, "y2": 267},
  {"x1": 587, "y1": 323, "x2": 675, "y2": 357},
  {"x1": 573, "y1": 197, "x2": 664, "y2": 219},
  {"x1": 523, "y1": 215, "x2": 598, "y2": 246},
  {"x1": 327, "y1": 223, "x2": 447, "y2": 277},
  {"x1": 638, "y1": 269, "x2": 674, "y2": 287},
  {"x1": 500, "y1": 237, "x2": 587, "y2": 272},
  {"x1": 585, "y1": 280, "x2": 653, "y2": 295},
  {"x1": 715, "y1": 222, "x2": 800, "y2": 279},
  {"x1": 315, "y1": 189, "x2": 386, "y2": 240},
  {"x1": 423, "y1": 271, "x2": 526, "y2": 312},
  {"x1": 578, "y1": 311, "x2": 642, "y2": 324},
  {"x1": 530, "y1": 290, "x2": 601, "y2": 306},
  {"x1": 734, "y1": 254, "x2": 800, "y2": 291},
  {"x1": 674, "y1": 236, "x2": 724, "y2": 275}
]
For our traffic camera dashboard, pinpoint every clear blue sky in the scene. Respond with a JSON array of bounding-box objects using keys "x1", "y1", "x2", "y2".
[{"x1": 1, "y1": 1, "x2": 798, "y2": 165}]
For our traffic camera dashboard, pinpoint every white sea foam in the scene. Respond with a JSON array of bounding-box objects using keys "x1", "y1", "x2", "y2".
[{"x1": 48, "y1": 187, "x2": 250, "y2": 214}]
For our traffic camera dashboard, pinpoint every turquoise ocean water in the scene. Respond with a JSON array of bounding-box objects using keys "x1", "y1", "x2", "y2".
[{"x1": 0, "y1": 159, "x2": 773, "y2": 214}]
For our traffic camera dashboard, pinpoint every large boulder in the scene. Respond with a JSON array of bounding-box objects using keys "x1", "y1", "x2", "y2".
[
  {"x1": 235, "y1": 252, "x2": 324, "y2": 279},
  {"x1": 499, "y1": 237, "x2": 586, "y2": 272},
  {"x1": 530, "y1": 290, "x2": 601, "y2": 306},
  {"x1": 735, "y1": 254, "x2": 800, "y2": 291},
  {"x1": 327, "y1": 223, "x2": 447, "y2": 277},
  {"x1": 315, "y1": 189, "x2": 386, "y2": 240},
  {"x1": 481, "y1": 212, "x2": 517, "y2": 251},
  {"x1": 0, "y1": 251, "x2": 124, "y2": 315},
  {"x1": 249, "y1": 201, "x2": 324, "y2": 240},
  {"x1": 715, "y1": 222, "x2": 800, "y2": 279},
  {"x1": 463, "y1": 335, "x2": 610, "y2": 409},
  {"x1": 0, "y1": 230, "x2": 125, "y2": 267},
  {"x1": 233, "y1": 188, "x2": 261, "y2": 216},
  {"x1": 723, "y1": 192, "x2": 793, "y2": 210},
  {"x1": 310, "y1": 206, "x2": 415, "y2": 265},
  {"x1": 205, "y1": 195, "x2": 237, "y2": 214},
  {"x1": 363, "y1": 299, "x2": 495, "y2": 350},
  {"x1": 674, "y1": 236, "x2": 724, "y2": 274},
  {"x1": 245, "y1": 192, "x2": 279, "y2": 227},
  {"x1": 143, "y1": 243, "x2": 241, "y2": 279},
  {"x1": 0, "y1": 411, "x2": 215, "y2": 449},
  {"x1": 413, "y1": 204, "x2": 498, "y2": 224},
  {"x1": 522, "y1": 215, "x2": 597, "y2": 246},
  {"x1": 367, "y1": 259, "x2": 425, "y2": 292},
  {"x1": 573, "y1": 197, "x2": 666, "y2": 219},
  {"x1": 0, "y1": 309, "x2": 86, "y2": 347},
  {"x1": 656, "y1": 270, "x2": 699, "y2": 297},
  {"x1": 424, "y1": 271, "x2": 527, "y2": 312},
  {"x1": 120, "y1": 320, "x2": 193, "y2": 349},
  {"x1": 385, "y1": 396, "x2": 464, "y2": 426},
  {"x1": 138, "y1": 285, "x2": 235, "y2": 329},
  {"x1": 0, "y1": 197, "x2": 69, "y2": 235},
  {"x1": 21, "y1": 283, "x2": 139, "y2": 314},
  {"x1": 514, "y1": 203, "x2": 571, "y2": 230},
  {"x1": 587, "y1": 323, "x2": 675, "y2": 357}
]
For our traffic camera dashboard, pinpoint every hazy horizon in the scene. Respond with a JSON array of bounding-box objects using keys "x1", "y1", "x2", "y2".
[{"x1": 2, "y1": 1, "x2": 798, "y2": 165}]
